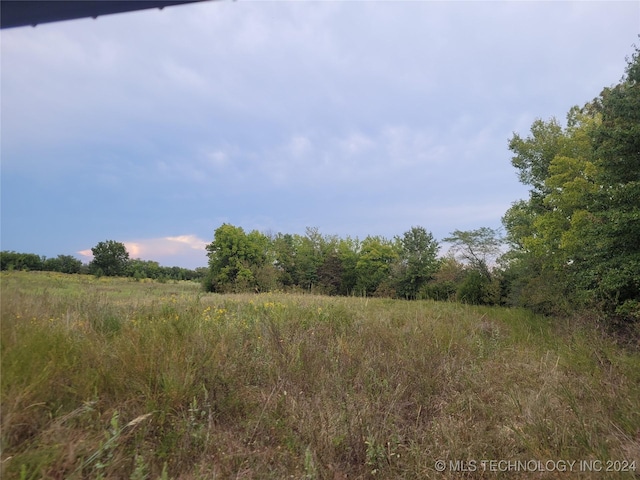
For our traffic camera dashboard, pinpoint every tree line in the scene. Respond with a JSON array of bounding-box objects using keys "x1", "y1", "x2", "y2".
[
  {"x1": 0, "y1": 244, "x2": 206, "y2": 282},
  {"x1": 2, "y1": 46, "x2": 637, "y2": 325},
  {"x1": 203, "y1": 223, "x2": 505, "y2": 304},
  {"x1": 0, "y1": 224, "x2": 506, "y2": 305},
  {"x1": 203, "y1": 45, "x2": 639, "y2": 325},
  {"x1": 0, "y1": 252, "x2": 84, "y2": 274}
]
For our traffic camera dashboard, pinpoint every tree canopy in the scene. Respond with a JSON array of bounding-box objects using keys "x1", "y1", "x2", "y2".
[
  {"x1": 90, "y1": 240, "x2": 130, "y2": 277},
  {"x1": 203, "y1": 224, "x2": 443, "y2": 298},
  {"x1": 502, "y1": 44, "x2": 640, "y2": 321}
]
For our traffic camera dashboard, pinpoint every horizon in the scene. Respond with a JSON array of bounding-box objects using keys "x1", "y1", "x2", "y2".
[{"x1": 2, "y1": 1, "x2": 638, "y2": 270}]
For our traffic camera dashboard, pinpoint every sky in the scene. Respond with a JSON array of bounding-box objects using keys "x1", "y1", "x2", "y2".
[{"x1": 2, "y1": 1, "x2": 639, "y2": 269}]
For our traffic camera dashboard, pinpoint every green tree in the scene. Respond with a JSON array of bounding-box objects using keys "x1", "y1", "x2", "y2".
[
  {"x1": 90, "y1": 240, "x2": 130, "y2": 277},
  {"x1": 317, "y1": 250, "x2": 343, "y2": 295},
  {"x1": 43, "y1": 255, "x2": 82, "y2": 274},
  {"x1": 273, "y1": 233, "x2": 300, "y2": 287},
  {"x1": 443, "y1": 228, "x2": 503, "y2": 305},
  {"x1": 128, "y1": 259, "x2": 161, "y2": 279},
  {"x1": 508, "y1": 117, "x2": 565, "y2": 201},
  {"x1": 205, "y1": 224, "x2": 269, "y2": 292},
  {"x1": 502, "y1": 44, "x2": 640, "y2": 321},
  {"x1": 443, "y1": 227, "x2": 502, "y2": 280},
  {"x1": 583, "y1": 45, "x2": 640, "y2": 319},
  {"x1": 394, "y1": 226, "x2": 440, "y2": 299},
  {"x1": 456, "y1": 270, "x2": 486, "y2": 305},
  {"x1": 0, "y1": 251, "x2": 44, "y2": 271},
  {"x1": 296, "y1": 227, "x2": 325, "y2": 291},
  {"x1": 355, "y1": 236, "x2": 399, "y2": 296},
  {"x1": 421, "y1": 255, "x2": 464, "y2": 301},
  {"x1": 336, "y1": 236, "x2": 360, "y2": 295},
  {"x1": 247, "y1": 229, "x2": 276, "y2": 292},
  {"x1": 501, "y1": 109, "x2": 599, "y2": 314}
]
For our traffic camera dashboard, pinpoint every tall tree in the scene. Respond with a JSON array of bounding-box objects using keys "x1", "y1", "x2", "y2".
[
  {"x1": 444, "y1": 227, "x2": 502, "y2": 280},
  {"x1": 394, "y1": 226, "x2": 440, "y2": 299},
  {"x1": 337, "y1": 236, "x2": 360, "y2": 295},
  {"x1": 585, "y1": 45, "x2": 640, "y2": 318},
  {"x1": 90, "y1": 240, "x2": 130, "y2": 277},
  {"x1": 296, "y1": 227, "x2": 325, "y2": 291},
  {"x1": 501, "y1": 108, "x2": 601, "y2": 314},
  {"x1": 355, "y1": 236, "x2": 398, "y2": 296},
  {"x1": 508, "y1": 117, "x2": 565, "y2": 202},
  {"x1": 205, "y1": 224, "x2": 268, "y2": 292},
  {"x1": 502, "y1": 44, "x2": 640, "y2": 320}
]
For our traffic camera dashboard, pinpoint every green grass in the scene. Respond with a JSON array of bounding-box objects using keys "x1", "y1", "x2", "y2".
[{"x1": 1, "y1": 271, "x2": 639, "y2": 479}]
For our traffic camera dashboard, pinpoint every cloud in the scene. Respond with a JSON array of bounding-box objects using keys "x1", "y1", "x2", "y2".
[
  {"x1": 125, "y1": 235, "x2": 208, "y2": 262},
  {"x1": 3, "y1": 1, "x2": 638, "y2": 267},
  {"x1": 164, "y1": 235, "x2": 208, "y2": 251},
  {"x1": 77, "y1": 249, "x2": 93, "y2": 260},
  {"x1": 190, "y1": 124, "x2": 452, "y2": 189},
  {"x1": 77, "y1": 235, "x2": 209, "y2": 269}
]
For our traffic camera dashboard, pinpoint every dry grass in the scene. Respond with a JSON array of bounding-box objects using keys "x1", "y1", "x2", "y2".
[{"x1": 1, "y1": 271, "x2": 639, "y2": 479}]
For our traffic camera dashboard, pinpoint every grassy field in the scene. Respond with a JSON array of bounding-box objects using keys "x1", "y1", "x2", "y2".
[{"x1": 1, "y1": 271, "x2": 639, "y2": 479}]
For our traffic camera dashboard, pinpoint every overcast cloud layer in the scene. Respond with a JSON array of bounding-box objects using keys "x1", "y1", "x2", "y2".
[{"x1": 2, "y1": 1, "x2": 638, "y2": 268}]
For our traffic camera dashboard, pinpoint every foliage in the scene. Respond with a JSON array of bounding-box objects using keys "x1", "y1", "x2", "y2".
[
  {"x1": 0, "y1": 251, "x2": 44, "y2": 271},
  {"x1": 509, "y1": 117, "x2": 565, "y2": 195},
  {"x1": 420, "y1": 255, "x2": 464, "y2": 301},
  {"x1": 394, "y1": 226, "x2": 440, "y2": 299},
  {"x1": 204, "y1": 224, "x2": 270, "y2": 292},
  {"x1": 43, "y1": 254, "x2": 83, "y2": 274},
  {"x1": 296, "y1": 227, "x2": 325, "y2": 291},
  {"x1": 581, "y1": 46, "x2": 640, "y2": 318},
  {"x1": 272, "y1": 233, "x2": 300, "y2": 287},
  {"x1": 354, "y1": 236, "x2": 399, "y2": 296},
  {"x1": 204, "y1": 224, "x2": 447, "y2": 299},
  {"x1": 1, "y1": 249, "x2": 204, "y2": 283},
  {"x1": 456, "y1": 270, "x2": 487, "y2": 305},
  {"x1": 444, "y1": 227, "x2": 502, "y2": 280},
  {"x1": 89, "y1": 240, "x2": 130, "y2": 277},
  {"x1": 335, "y1": 236, "x2": 360, "y2": 295},
  {"x1": 502, "y1": 44, "x2": 640, "y2": 323}
]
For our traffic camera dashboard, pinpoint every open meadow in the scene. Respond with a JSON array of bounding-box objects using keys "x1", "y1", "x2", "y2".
[{"x1": 1, "y1": 271, "x2": 639, "y2": 479}]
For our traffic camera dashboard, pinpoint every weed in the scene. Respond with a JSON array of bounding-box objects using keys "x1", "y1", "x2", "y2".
[{"x1": 1, "y1": 271, "x2": 639, "y2": 479}]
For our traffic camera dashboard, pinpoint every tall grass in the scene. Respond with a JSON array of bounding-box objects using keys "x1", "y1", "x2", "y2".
[{"x1": 1, "y1": 271, "x2": 639, "y2": 479}]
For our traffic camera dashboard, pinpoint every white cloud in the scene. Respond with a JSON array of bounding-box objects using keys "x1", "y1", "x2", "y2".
[
  {"x1": 124, "y1": 235, "x2": 208, "y2": 259},
  {"x1": 77, "y1": 249, "x2": 93, "y2": 260},
  {"x1": 165, "y1": 235, "x2": 208, "y2": 251},
  {"x1": 4, "y1": 1, "x2": 639, "y2": 266},
  {"x1": 77, "y1": 235, "x2": 209, "y2": 268}
]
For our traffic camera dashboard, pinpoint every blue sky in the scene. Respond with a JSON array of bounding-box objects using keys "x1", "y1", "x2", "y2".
[{"x1": 2, "y1": 1, "x2": 638, "y2": 269}]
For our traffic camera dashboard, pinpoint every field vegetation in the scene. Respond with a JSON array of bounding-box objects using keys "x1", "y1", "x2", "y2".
[{"x1": 2, "y1": 271, "x2": 639, "y2": 479}]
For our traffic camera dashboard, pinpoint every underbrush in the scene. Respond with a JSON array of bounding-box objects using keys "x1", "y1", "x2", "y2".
[{"x1": 1, "y1": 272, "x2": 639, "y2": 479}]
